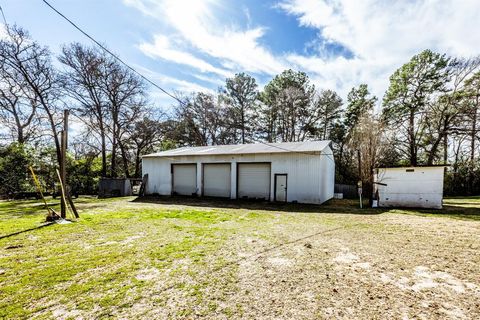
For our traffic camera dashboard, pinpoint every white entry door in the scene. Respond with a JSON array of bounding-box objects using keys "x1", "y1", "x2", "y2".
[
  {"x1": 172, "y1": 164, "x2": 197, "y2": 195},
  {"x1": 203, "y1": 163, "x2": 231, "y2": 197},
  {"x1": 275, "y1": 174, "x2": 287, "y2": 202}
]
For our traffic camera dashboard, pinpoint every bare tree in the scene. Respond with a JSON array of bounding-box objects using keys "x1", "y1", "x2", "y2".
[
  {"x1": 101, "y1": 58, "x2": 146, "y2": 177},
  {"x1": 128, "y1": 116, "x2": 165, "y2": 177},
  {"x1": 462, "y1": 71, "x2": 480, "y2": 192},
  {"x1": 0, "y1": 25, "x2": 63, "y2": 165},
  {"x1": 348, "y1": 115, "x2": 393, "y2": 204},
  {"x1": 59, "y1": 43, "x2": 110, "y2": 176},
  {"x1": 0, "y1": 72, "x2": 39, "y2": 143}
]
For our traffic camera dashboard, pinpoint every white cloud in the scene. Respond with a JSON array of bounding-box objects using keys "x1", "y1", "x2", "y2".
[
  {"x1": 191, "y1": 73, "x2": 225, "y2": 87},
  {"x1": 124, "y1": 0, "x2": 286, "y2": 75},
  {"x1": 131, "y1": 64, "x2": 215, "y2": 110},
  {"x1": 279, "y1": 0, "x2": 480, "y2": 98},
  {"x1": 125, "y1": 0, "x2": 480, "y2": 102},
  {"x1": 138, "y1": 35, "x2": 232, "y2": 78},
  {"x1": 135, "y1": 64, "x2": 215, "y2": 94}
]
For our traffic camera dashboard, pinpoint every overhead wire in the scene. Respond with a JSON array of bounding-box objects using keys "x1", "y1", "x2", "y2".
[
  {"x1": 0, "y1": 3, "x2": 9, "y2": 28},
  {"x1": 40, "y1": 0, "x2": 335, "y2": 162},
  {"x1": 41, "y1": 0, "x2": 188, "y2": 107}
]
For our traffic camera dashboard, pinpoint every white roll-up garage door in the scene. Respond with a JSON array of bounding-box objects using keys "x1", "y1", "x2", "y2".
[
  {"x1": 237, "y1": 163, "x2": 271, "y2": 200},
  {"x1": 172, "y1": 164, "x2": 197, "y2": 195},
  {"x1": 203, "y1": 163, "x2": 231, "y2": 197}
]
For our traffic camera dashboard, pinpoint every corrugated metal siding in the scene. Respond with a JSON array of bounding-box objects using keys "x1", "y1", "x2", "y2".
[
  {"x1": 144, "y1": 140, "x2": 331, "y2": 158},
  {"x1": 334, "y1": 184, "x2": 357, "y2": 199},
  {"x1": 374, "y1": 167, "x2": 444, "y2": 209},
  {"x1": 142, "y1": 149, "x2": 335, "y2": 204}
]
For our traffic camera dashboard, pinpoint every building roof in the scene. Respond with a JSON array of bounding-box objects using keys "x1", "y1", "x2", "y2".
[
  {"x1": 374, "y1": 164, "x2": 450, "y2": 169},
  {"x1": 143, "y1": 140, "x2": 331, "y2": 158}
]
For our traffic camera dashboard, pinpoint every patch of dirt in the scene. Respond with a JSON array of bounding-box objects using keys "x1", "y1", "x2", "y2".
[
  {"x1": 266, "y1": 256, "x2": 294, "y2": 268},
  {"x1": 4, "y1": 198, "x2": 479, "y2": 319},
  {"x1": 333, "y1": 249, "x2": 359, "y2": 264},
  {"x1": 51, "y1": 307, "x2": 82, "y2": 320},
  {"x1": 135, "y1": 268, "x2": 161, "y2": 281}
]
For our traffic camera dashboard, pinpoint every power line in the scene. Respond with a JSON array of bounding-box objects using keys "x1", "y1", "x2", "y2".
[
  {"x1": 40, "y1": 0, "x2": 188, "y2": 107},
  {"x1": 0, "y1": 3, "x2": 9, "y2": 26},
  {"x1": 40, "y1": 0, "x2": 335, "y2": 162}
]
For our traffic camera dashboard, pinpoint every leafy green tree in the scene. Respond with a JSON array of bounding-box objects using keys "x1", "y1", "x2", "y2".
[
  {"x1": 345, "y1": 84, "x2": 376, "y2": 130},
  {"x1": 259, "y1": 69, "x2": 315, "y2": 142},
  {"x1": 224, "y1": 73, "x2": 258, "y2": 144},
  {"x1": 382, "y1": 50, "x2": 450, "y2": 166},
  {"x1": 67, "y1": 153, "x2": 102, "y2": 195},
  {"x1": 0, "y1": 143, "x2": 34, "y2": 196},
  {"x1": 315, "y1": 89, "x2": 343, "y2": 140}
]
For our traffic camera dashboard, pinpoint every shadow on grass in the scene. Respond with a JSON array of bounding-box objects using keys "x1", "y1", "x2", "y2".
[
  {"x1": 133, "y1": 196, "x2": 480, "y2": 221},
  {"x1": 402, "y1": 205, "x2": 480, "y2": 221},
  {"x1": 133, "y1": 195, "x2": 384, "y2": 215},
  {"x1": 0, "y1": 197, "x2": 108, "y2": 217}
]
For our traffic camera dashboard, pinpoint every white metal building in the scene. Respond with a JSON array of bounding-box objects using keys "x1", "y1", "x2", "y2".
[
  {"x1": 142, "y1": 141, "x2": 334, "y2": 204},
  {"x1": 373, "y1": 166, "x2": 446, "y2": 209}
]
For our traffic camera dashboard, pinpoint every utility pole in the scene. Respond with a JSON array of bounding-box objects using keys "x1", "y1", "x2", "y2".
[
  {"x1": 60, "y1": 109, "x2": 69, "y2": 218},
  {"x1": 357, "y1": 149, "x2": 363, "y2": 209}
]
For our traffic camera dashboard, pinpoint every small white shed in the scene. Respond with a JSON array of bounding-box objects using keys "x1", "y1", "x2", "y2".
[
  {"x1": 373, "y1": 166, "x2": 446, "y2": 209},
  {"x1": 142, "y1": 141, "x2": 335, "y2": 205}
]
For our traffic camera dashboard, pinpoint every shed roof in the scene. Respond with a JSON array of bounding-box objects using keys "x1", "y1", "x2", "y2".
[
  {"x1": 374, "y1": 164, "x2": 449, "y2": 169},
  {"x1": 143, "y1": 140, "x2": 331, "y2": 158}
]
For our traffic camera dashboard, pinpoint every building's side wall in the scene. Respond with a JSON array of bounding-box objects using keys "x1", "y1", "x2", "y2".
[
  {"x1": 142, "y1": 157, "x2": 173, "y2": 195},
  {"x1": 319, "y1": 146, "x2": 335, "y2": 204},
  {"x1": 142, "y1": 151, "x2": 335, "y2": 204},
  {"x1": 374, "y1": 167, "x2": 444, "y2": 209}
]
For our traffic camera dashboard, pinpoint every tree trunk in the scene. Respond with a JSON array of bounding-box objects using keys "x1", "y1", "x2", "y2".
[
  {"x1": 443, "y1": 132, "x2": 448, "y2": 165},
  {"x1": 119, "y1": 141, "x2": 130, "y2": 178},
  {"x1": 111, "y1": 124, "x2": 117, "y2": 178},
  {"x1": 100, "y1": 126, "x2": 107, "y2": 177},
  {"x1": 408, "y1": 109, "x2": 417, "y2": 166},
  {"x1": 470, "y1": 104, "x2": 477, "y2": 194},
  {"x1": 241, "y1": 105, "x2": 245, "y2": 144},
  {"x1": 134, "y1": 149, "x2": 141, "y2": 178}
]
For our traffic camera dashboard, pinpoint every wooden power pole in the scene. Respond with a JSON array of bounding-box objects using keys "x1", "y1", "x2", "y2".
[
  {"x1": 357, "y1": 149, "x2": 363, "y2": 209},
  {"x1": 60, "y1": 109, "x2": 69, "y2": 218}
]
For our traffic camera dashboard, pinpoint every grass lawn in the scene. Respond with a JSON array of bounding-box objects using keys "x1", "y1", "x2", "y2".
[{"x1": 0, "y1": 196, "x2": 479, "y2": 319}]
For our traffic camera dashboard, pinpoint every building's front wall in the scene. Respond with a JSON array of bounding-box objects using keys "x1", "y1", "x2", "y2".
[
  {"x1": 374, "y1": 167, "x2": 444, "y2": 209},
  {"x1": 142, "y1": 148, "x2": 334, "y2": 204}
]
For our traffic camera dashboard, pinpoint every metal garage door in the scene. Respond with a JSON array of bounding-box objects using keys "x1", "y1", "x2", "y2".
[
  {"x1": 172, "y1": 164, "x2": 197, "y2": 195},
  {"x1": 237, "y1": 163, "x2": 271, "y2": 200},
  {"x1": 203, "y1": 163, "x2": 231, "y2": 197}
]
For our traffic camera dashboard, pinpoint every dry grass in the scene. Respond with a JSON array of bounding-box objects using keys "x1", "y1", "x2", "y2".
[{"x1": 0, "y1": 196, "x2": 479, "y2": 319}]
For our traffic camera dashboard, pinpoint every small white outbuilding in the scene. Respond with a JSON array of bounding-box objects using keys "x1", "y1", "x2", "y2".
[
  {"x1": 142, "y1": 141, "x2": 335, "y2": 204},
  {"x1": 373, "y1": 166, "x2": 446, "y2": 209}
]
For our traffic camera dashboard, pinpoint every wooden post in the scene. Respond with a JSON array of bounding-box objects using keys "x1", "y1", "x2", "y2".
[
  {"x1": 56, "y1": 168, "x2": 69, "y2": 219},
  {"x1": 357, "y1": 149, "x2": 362, "y2": 180},
  {"x1": 60, "y1": 110, "x2": 69, "y2": 218},
  {"x1": 357, "y1": 149, "x2": 363, "y2": 209}
]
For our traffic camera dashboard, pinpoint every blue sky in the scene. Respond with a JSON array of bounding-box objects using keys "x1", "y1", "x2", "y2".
[{"x1": 2, "y1": 0, "x2": 480, "y2": 109}]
